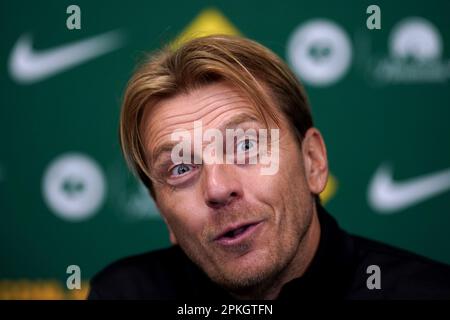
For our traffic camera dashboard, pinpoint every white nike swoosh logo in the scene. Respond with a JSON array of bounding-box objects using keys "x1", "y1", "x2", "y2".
[
  {"x1": 368, "y1": 164, "x2": 450, "y2": 213},
  {"x1": 9, "y1": 30, "x2": 125, "y2": 84}
]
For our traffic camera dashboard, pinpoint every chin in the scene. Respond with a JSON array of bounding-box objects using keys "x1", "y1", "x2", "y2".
[{"x1": 211, "y1": 250, "x2": 281, "y2": 291}]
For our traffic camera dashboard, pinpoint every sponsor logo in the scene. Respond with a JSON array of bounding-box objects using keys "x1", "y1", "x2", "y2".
[
  {"x1": 172, "y1": 8, "x2": 241, "y2": 49},
  {"x1": 9, "y1": 30, "x2": 124, "y2": 84},
  {"x1": 368, "y1": 163, "x2": 450, "y2": 213},
  {"x1": 370, "y1": 17, "x2": 450, "y2": 83},
  {"x1": 42, "y1": 153, "x2": 106, "y2": 222},
  {"x1": 287, "y1": 19, "x2": 352, "y2": 86}
]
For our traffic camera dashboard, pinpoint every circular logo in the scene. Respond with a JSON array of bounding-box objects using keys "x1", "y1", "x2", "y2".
[
  {"x1": 42, "y1": 153, "x2": 106, "y2": 222},
  {"x1": 390, "y1": 17, "x2": 442, "y2": 61},
  {"x1": 287, "y1": 19, "x2": 352, "y2": 86}
]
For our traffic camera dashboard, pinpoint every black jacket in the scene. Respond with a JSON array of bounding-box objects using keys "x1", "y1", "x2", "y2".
[{"x1": 88, "y1": 206, "x2": 450, "y2": 300}]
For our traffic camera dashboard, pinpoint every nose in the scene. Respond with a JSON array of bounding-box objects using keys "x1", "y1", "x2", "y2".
[{"x1": 202, "y1": 164, "x2": 243, "y2": 209}]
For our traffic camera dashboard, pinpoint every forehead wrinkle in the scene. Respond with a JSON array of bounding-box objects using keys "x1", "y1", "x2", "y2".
[
  {"x1": 190, "y1": 89, "x2": 243, "y2": 105},
  {"x1": 148, "y1": 103, "x2": 259, "y2": 155},
  {"x1": 143, "y1": 94, "x2": 246, "y2": 141},
  {"x1": 160, "y1": 94, "x2": 249, "y2": 125},
  {"x1": 165, "y1": 99, "x2": 252, "y2": 129},
  {"x1": 146, "y1": 94, "x2": 256, "y2": 146},
  {"x1": 195, "y1": 105, "x2": 260, "y2": 130},
  {"x1": 143, "y1": 83, "x2": 252, "y2": 136}
]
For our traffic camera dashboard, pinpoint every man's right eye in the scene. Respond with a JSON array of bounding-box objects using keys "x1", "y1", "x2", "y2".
[{"x1": 170, "y1": 163, "x2": 193, "y2": 176}]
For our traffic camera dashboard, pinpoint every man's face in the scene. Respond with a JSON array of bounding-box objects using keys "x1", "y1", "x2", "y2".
[{"x1": 141, "y1": 82, "x2": 323, "y2": 292}]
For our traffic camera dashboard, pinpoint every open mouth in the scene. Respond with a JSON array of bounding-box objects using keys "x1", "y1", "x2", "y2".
[{"x1": 214, "y1": 221, "x2": 263, "y2": 246}]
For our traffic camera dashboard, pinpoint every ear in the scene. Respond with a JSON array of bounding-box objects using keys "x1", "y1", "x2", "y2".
[{"x1": 301, "y1": 128, "x2": 329, "y2": 195}]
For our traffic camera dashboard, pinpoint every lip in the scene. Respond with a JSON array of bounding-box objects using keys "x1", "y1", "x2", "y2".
[{"x1": 214, "y1": 220, "x2": 265, "y2": 246}]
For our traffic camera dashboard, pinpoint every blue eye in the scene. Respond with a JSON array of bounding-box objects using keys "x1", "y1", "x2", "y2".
[
  {"x1": 237, "y1": 139, "x2": 255, "y2": 152},
  {"x1": 171, "y1": 163, "x2": 192, "y2": 176}
]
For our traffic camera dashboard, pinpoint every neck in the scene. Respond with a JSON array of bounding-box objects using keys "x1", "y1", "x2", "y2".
[{"x1": 231, "y1": 206, "x2": 321, "y2": 300}]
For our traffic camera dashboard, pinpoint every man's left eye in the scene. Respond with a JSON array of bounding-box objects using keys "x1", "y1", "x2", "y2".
[
  {"x1": 237, "y1": 139, "x2": 256, "y2": 152},
  {"x1": 170, "y1": 163, "x2": 193, "y2": 176}
]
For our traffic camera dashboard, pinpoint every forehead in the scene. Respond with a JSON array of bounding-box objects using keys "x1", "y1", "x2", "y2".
[{"x1": 140, "y1": 82, "x2": 266, "y2": 152}]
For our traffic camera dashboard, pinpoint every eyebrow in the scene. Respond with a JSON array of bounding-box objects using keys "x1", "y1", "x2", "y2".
[
  {"x1": 150, "y1": 113, "x2": 261, "y2": 168},
  {"x1": 216, "y1": 113, "x2": 260, "y2": 132}
]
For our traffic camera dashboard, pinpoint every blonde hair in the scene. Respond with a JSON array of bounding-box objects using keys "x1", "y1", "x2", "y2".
[{"x1": 119, "y1": 34, "x2": 313, "y2": 198}]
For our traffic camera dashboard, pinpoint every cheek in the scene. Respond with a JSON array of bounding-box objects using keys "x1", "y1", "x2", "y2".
[
  {"x1": 157, "y1": 187, "x2": 206, "y2": 240},
  {"x1": 245, "y1": 148, "x2": 306, "y2": 202},
  {"x1": 279, "y1": 143, "x2": 310, "y2": 194},
  {"x1": 245, "y1": 147, "x2": 311, "y2": 230}
]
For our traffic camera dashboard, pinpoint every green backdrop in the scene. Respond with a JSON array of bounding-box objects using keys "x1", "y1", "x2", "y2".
[{"x1": 1, "y1": 0, "x2": 449, "y2": 299}]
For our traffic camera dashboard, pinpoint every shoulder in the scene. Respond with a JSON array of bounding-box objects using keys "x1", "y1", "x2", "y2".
[
  {"x1": 349, "y1": 235, "x2": 450, "y2": 299},
  {"x1": 88, "y1": 245, "x2": 195, "y2": 299}
]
